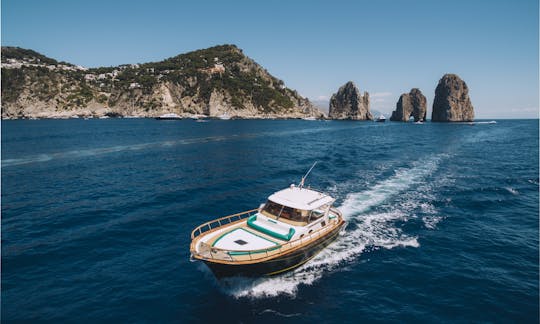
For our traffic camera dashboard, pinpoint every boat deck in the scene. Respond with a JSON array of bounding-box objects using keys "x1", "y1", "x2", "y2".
[
  {"x1": 209, "y1": 224, "x2": 285, "y2": 252},
  {"x1": 191, "y1": 209, "x2": 343, "y2": 263}
]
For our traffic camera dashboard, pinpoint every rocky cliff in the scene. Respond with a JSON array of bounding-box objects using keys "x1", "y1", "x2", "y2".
[
  {"x1": 431, "y1": 74, "x2": 474, "y2": 122},
  {"x1": 1, "y1": 45, "x2": 323, "y2": 119},
  {"x1": 328, "y1": 81, "x2": 372, "y2": 120},
  {"x1": 390, "y1": 88, "x2": 427, "y2": 122}
]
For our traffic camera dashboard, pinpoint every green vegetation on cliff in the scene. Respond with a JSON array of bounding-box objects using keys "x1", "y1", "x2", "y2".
[
  {"x1": 2, "y1": 46, "x2": 59, "y2": 65},
  {"x1": 1, "y1": 44, "x2": 314, "y2": 118}
]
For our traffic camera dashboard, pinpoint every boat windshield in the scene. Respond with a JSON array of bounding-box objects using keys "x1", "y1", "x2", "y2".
[
  {"x1": 261, "y1": 200, "x2": 313, "y2": 223},
  {"x1": 261, "y1": 200, "x2": 283, "y2": 217}
]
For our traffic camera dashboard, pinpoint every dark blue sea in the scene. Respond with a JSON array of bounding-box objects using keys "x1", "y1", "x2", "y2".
[{"x1": 2, "y1": 118, "x2": 538, "y2": 323}]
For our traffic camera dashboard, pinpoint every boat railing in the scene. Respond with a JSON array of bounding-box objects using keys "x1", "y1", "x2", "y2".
[
  {"x1": 190, "y1": 208, "x2": 258, "y2": 240},
  {"x1": 330, "y1": 206, "x2": 341, "y2": 217},
  {"x1": 195, "y1": 208, "x2": 343, "y2": 262}
]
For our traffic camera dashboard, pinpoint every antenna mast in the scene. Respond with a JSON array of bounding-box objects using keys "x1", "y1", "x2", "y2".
[{"x1": 299, "y1": 161, "x2": 318, "y2": 188}]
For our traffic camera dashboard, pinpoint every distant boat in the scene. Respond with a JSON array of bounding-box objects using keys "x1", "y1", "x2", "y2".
[
  {"x1": 155, "y1": 113, "x2": 182, "y2": 120},
  {"x1": 476, "y1": 121, "x2": 497, "y2": 125},
  {"x1": 195, "y1": 119, "x2": 209, "y2": 123},
  {"x1": 414, "y1": 119, "x2": 424, "y2": 124},
  {"x1": 376, "y1": 115, "x2": 386, "y2": 122},
  {"x1": 189, "y1": 114, "x2": 207, "y2": 120},
  {"x1": 218, "y1": 114, "x2": 231, "y2": 120},
  {"x1": 468, "y1": 121, "x2": 497, "y2": 125},
  {"x1": 302, "y1": 116, "x2": 317, "y2": 121}
]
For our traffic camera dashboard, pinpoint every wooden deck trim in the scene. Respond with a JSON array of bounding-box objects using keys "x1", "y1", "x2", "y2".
[
  {"x1": 191, "y1": 209, "x2": 345, "y2": 265},
  {"x1": 190, "y1": 208, "x2": 258, "y2": 240}
]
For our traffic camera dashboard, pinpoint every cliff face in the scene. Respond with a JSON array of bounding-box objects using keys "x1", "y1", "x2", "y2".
[
  {"x1": 432, "y1": 74, "x2": 474, "y2": 122},
  {"x1": 390, "y1": 88, "x2": 427, "y2": 122},
  {"x1": 1, "y1": 45, "x2": 323, "y2": 119},
  {"x1": 328, "y1": 81, "x2": 372, "y2": 120}
]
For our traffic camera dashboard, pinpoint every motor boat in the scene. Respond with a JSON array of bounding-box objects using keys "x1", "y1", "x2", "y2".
[
  {"x1": 155, "y1": 113, "x2": 182, "y2": 120},
  {"x1": 190, "y1": 163, "x2": 345, "y2": 278}
]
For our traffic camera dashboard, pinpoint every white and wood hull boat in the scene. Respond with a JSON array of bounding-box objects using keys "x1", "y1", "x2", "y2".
[
  {"x1": 190, "y1": 164, "x2": 347, "y2": 278},
  {"x1": 190, "y1": 207, "x2": 345, "y2": 278}
]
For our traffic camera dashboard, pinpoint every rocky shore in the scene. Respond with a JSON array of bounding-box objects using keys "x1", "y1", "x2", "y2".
[
  {"x1": 390, "y1": 89, "x2": 427, "y2": 122},
  {"x1": 1, "y1": 45, "x2": 324, "y2": 120},
  {"x1": 432, "y1": 74, "x2": 474, "y2": 122},
  {"x1": 2, "y1": 46, "x2": 476, "y2": 122},
  {"x1": 328, "y1": 81, "x2": 372, "y2": 120}
]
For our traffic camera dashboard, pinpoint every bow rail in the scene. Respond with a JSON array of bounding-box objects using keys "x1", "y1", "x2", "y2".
[{"x1": 191, "y1": 207, "x2": 343, "y2": 263}]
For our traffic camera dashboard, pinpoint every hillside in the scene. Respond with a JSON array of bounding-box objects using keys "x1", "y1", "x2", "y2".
[{"x1": 1, "y1": 45, "x2": 323, "y2": 119}]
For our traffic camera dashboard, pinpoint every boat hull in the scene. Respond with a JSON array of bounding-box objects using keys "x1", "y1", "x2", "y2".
[{"x1": 201, "y1": 221, "x2": 345, "y2": 278}]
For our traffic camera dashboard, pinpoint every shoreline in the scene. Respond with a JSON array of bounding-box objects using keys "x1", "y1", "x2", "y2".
[
  {"x1": 1, "y1": 116, "x2": 525, "y2": 121},
  {"x1": 1, "y1": 115, "x2": 329, "y2": 121}
]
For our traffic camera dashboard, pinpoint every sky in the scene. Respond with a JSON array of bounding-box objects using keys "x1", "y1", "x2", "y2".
[{"x1": 2, "y1": 0, "x2": 538, "y2": 118}]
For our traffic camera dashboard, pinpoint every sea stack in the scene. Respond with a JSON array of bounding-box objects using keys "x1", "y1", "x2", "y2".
[
  {"x1": 328, "y1": 81, "x2": 372, "y2": 120},
  {"x1": 390, "y1": 88, "x2": 427, "y2": 122},
  {"x1": 432, "y1": 74, "x2": 474, "y2": 122}
]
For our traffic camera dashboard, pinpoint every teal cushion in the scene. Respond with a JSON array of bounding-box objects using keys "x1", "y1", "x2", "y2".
[{"x1": 247, "y1": 215, "x2": 295, "y2": 241}]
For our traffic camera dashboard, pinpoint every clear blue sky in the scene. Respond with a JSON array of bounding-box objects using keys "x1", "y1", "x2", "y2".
[{"x1": 2, "y1": 0, "x2": 538, "y2": 118}]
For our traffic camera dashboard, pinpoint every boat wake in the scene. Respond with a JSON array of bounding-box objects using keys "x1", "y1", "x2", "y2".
[
  {"x1": 217, "y1": 153, "x2": 449, "y2": 299},
  {"x1": 1, "y1": 127, "x2": 339, "y2": 168},
  {"x1": 1, "y1": 138, "x2": 230, "y2": 167}
]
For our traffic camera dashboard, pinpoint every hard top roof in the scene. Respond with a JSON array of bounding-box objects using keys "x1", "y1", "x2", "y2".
[{"x1": 268, "y1": 185, "x2": 334, "y2": 210}]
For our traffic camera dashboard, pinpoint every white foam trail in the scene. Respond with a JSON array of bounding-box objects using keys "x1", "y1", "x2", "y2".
[
  {"x1": 504, "y1": 187, "x2": 519, "y2": 195},
  {"x1": 1, "y1": 136, "x2": 234, "y2": 167},
  {"x1": 219, "y1": 154, "x2": 446, "y2": 299},
  {"x1": 2, "y1": 127, "x2": 339, "y2": 168},
  {"x1": 422, "y1": 215, "x2": 443, "y2": 229},
  {"x1": 259, "y1": 309, "x2": 301, "y2": 318},
  {"x1": 340, "y1": 154, "x2": 445, "y2": 216},
  {"x1": 1, "y1": 154, "x2": 53, "y2": 167}
]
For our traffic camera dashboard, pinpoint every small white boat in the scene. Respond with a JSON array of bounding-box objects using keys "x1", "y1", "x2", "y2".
[
  {"x1": 189, "y1": 114, "x2": 207, "y2": 120},
  {"x1": 155, "y1": 113, "x2": 182, "y2": 120},
  {"x1": 218, "y1": 114, "x2": 231, "y2": 120},
  {"x1": 376, "y1": 115, "x2": 386, "y2": 122},
  {"x1": 190, "y1": 163, "x2": 345, "y2": 278},
  {"x1": 467, "y1": 120, "x2": 497, "y2": 126},
  {"x1": 302, "y1": 116, "x2": 317, "y2": 121}
]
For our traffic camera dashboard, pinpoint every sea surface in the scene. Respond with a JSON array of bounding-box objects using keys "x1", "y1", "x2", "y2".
[{"x1": 2, "y1": 118, "x2": 538, "y2": 322}]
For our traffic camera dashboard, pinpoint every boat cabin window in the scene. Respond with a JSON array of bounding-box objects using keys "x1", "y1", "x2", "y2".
[
  {"x1": 261, "y1": 201, "x2": 305, "y2": 222},
  {"x1": 309, "y1": 209, "x2": 325, "y2": 221},
  {"x1": 279, "y1": 206, "x2": 305, "y2": 222},
  {"x1": 308, "y1": 203, "x2": 331, "y2": 222},
  {"x1": 261, "y1": 200, "x2": 283, "y2": 218},
  {"x1": 262, "y1": 200, "x2": 330, "y2": 224}
]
